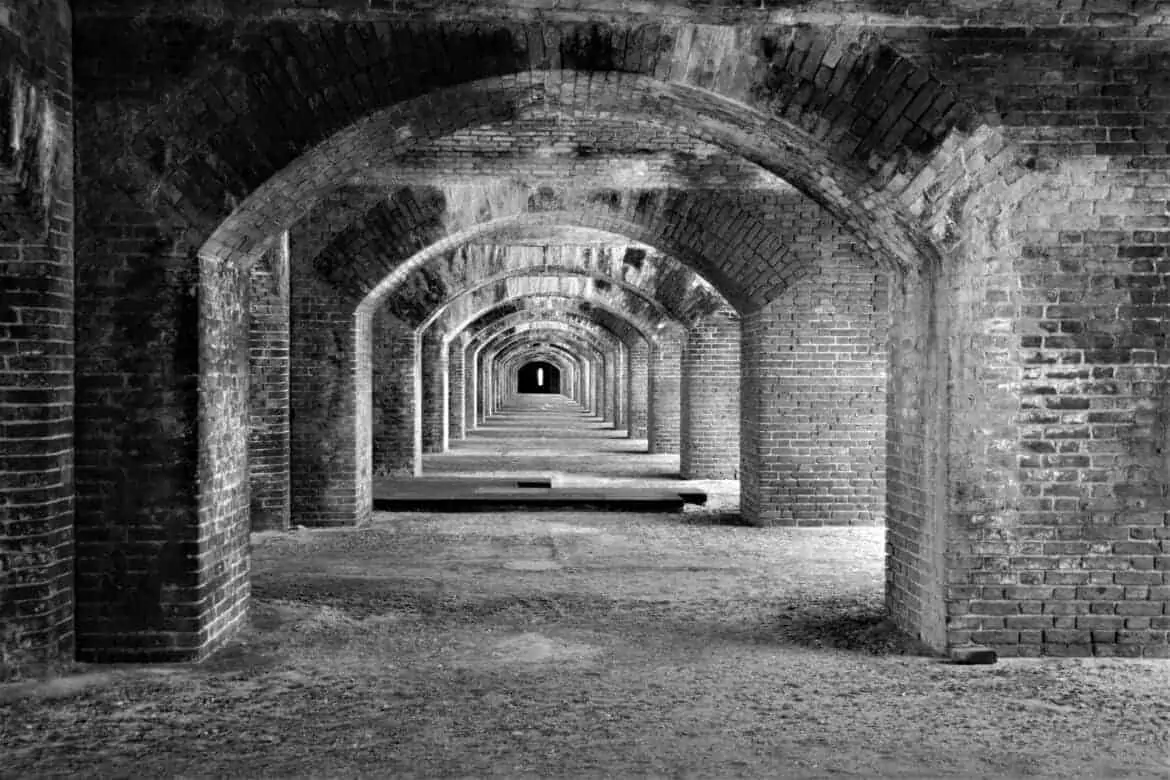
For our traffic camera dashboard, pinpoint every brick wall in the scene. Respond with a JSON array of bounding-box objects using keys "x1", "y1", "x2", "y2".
[
  {"x1": 740, "y1": 240, "x2": 888, "y2": 527},
  {"x1": 0, "y1": 0, "x2": 73, "y2": 673},
  {"x1": 43, "y1": 6, "x2": 1170, "y2": 663},
  {"x1": 886, "y1": 265, "x2": 949, "y2": 652},
  {"x1": 647, "y1": 330, "x2": 683, "y2": 455},
  {"x1": 420, "y1": 328, "x2": 448, "y2": 453},
  {"x1": 248, "y1": 235, "x2": 291, "y2": 532},
  {"x1": 372, "y1": 311, "x2": 417, "y2": 477},
  {"x1": 626, "y1": 339, "x2": 649, "y2": 441},
  {"x1": 447, "y1": 337, "x2": 466, "y2": 441},
  {"x1": 289, "y1": 251, "x2": 370, "y2": 527},
  {"x1": 612, "y1": 343, "x2": 627, "y2": 430},
  {"x1": 681, "y1": 308, "x2": 741, "y2": 479}
]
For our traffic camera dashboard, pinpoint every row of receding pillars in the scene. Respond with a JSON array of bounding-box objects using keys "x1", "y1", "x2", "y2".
[
  {"x1": 415, "y1": 317, "x2": 741, "y2": 471},
  {"x1": 246, "y1": 237, "x2": 745, "y2": 533}
]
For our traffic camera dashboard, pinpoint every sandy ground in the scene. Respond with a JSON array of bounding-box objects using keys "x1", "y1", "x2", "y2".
[{"x1": 3, "y1": 397, "x2": 1168, "y2": 778}]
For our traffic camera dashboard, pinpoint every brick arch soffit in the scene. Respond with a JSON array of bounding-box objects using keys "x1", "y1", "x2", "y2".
[
  {"x1": 477, "y1": 320, "x2": 618, "y2": 359},
  {"x1": 298, "y1": 188, "x2": 741, "y2": 315},
  {"x1": 453, "y1": 293, "x2": 652, "y2": 345},
  {"x1": 489, "y1": 337, "x2": 597, "y2": 384},
  {"x1": 491, "y1": 335, "x2": 598, "y2": 375},
  {"x1": 466, "y1": 312, "x2": 627, "y2": 356},
  {"x1": 497, "y1": 339, "x2": 592, "y2": 368},
  {"x1": 479, "y1": 336, "x2": 616, "y2": 391},
  {"x1": 397, "y1": 243, "x2": 726, "y2": 331},
  {"x1": 499, "y1": 348, "x2": 588, "y2": 385},
  {"x1": 502, "y1": 354, "x2": 580, "y2": 387},
  {"x1": 462, "y1": 302, "x2": 625, "y2": 343},
  {"x1": 425, "y1": 271, "x2": 680, "y2": 339},
  {"x1": 326, "y1": 196, "x2": 764, "y2": 316},
  {"x1": 192, "y1": 66, "x2": 1011, "y2": 293},
  {"x1": 457, "y1": 307, "x2": 634, "y2": 359},
  {"x1": 470, "y1": 316, "x2": 625, "y2": 365}
]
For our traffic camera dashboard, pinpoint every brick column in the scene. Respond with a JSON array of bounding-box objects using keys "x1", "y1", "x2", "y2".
[
  {"x1": 419, "y1": 328, "x2": 447, "y2": 453},
  {"x1": 447, "y1": 337, "x2": 466, "y2": 441},
  {"x1": 464, "y1": 339, "x2": 477, "y2": 433},
  {"x1": 648, "y1": 330, "x2": 683, "y2": 455},
  {"x1": 289, "y1": 258, "x2": 367, "y2": 527},
  {"x1": 611, "y1": 344, "x2": 625, "y2": 430},
  {"x1": 626, "y1": 338, "x2": 649, "y2": 440},
  {"x1": 248, "y1": 234, "x2": 291, "y2": 531},
  {"x1": 475, "y1": 345, "x2": 489, "y2": 424},
  {"x1": 1, "y1": 1, "x2": 74, "y2": 668},
  {"x1": 371, "y1": 313, "x2": 416, "y2": 477},
  {"x1": 681, "y1": 309, "x2": 741, "y2": 479},
  {"x1": 740, "y1": 266, "x2": 887, "y2": 527},
  {"x1": 597, "y1": 353, "x2": 610, "y2": 421}
]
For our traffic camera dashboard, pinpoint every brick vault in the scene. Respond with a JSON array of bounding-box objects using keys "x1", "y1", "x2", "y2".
[{"x1": 2, "y1": 0, "x2": 1170, "y2": 669}]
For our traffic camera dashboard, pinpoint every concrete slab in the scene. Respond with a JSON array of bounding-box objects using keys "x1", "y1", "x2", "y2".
[{"x1": 373, "y1": 479, "x2": 706, "y2": 513}]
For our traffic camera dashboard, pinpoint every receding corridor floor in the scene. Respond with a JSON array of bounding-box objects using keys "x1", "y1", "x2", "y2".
[
  {"x1": 374, "y1": 393, "x2": 716, "y2": 512},
  {"x1": 424, "y1": 393, "x2": 704, "y2": 487},
  {"x1": 2, "y1": 400, "x2": 1168, "y2": 778}
]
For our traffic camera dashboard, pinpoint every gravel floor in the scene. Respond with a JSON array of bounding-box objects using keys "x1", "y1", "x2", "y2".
[{"x1": 2, "y1": 398, "x2": 1168, "y2": 778}]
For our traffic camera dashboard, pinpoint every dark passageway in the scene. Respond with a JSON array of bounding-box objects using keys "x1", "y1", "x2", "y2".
[{"x1": 517, "y1": 361, "x2": 560, "y2": 394}]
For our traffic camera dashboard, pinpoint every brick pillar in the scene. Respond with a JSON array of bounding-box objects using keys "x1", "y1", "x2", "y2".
[
  {"x1": 626, "y1": 339, "x2": 649, "y2": 440},
  {"x1": 464, "y1": 339, "x2": 477, "y2": 433},
  {"x1": 740, "y1": 265, "x2": 887, "y2": 527},
  {"x1": 447, "y1": 337, "x2": 466, "y2": 441},
  {"x1": 648, "y1": 330, "x2": 683, "y2": 455},
  {"x1": 419, "y1": 328, "x2": 447, "y2": 453},
  {"x1": 289, "y1": 253, "x2": 368, "y2": 527},
  {"x1": 611, "y1": 344, "x2": 625, "y2": 430},
  {"x1": 597, "y1": 353, "x2": 609, "y2": 421},
  {"x1": 248, "y1": 235, "x2": 290, "y2": 531},
  {"x1": 1, "y1": 0, "x2": 75, "y2": 669},
  {"x1": 475, "y1": 345, "x2": 488, "y2": 424},
  {"x1": 371, "y1": 313, "x2": 416, "y2": 477},
  {"x1": 681, "y1": 309, "x2": 741, "y2": 479}
]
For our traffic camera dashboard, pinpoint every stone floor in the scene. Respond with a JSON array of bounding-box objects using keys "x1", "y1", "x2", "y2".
[
  {"x1": 374, "y1": 393, "x2": 715, "y2": 511},
  {"x1": 427, "y1": 393, "x2": 711, "y2": 488},
  {"x1": 3, "y1": 396, "x2": 1168, "y2": 777}
]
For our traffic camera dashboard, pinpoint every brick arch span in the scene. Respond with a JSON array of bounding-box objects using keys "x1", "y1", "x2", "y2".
[
  {"x1": 454, "y1": 294, "x2": 652, "y2": 346},
  {"x1": 71, "y1": 15, "x2": 1038, "y2": 661},
  {"x1": 471, "y1": 318, "x2": 624, "y2": 363},
  {"x1": 134, "y1": 39, "x2": 990, "y2": 279},
  {"x1": 497, "y1": 343, "x2": 592, "y2": 400},
  {"x1": 428, "y1": 274, "x2": 676, "y2": 342},
  {"x1": 89, "y1": 17, "x2": 993, "y2": 259},
  {"x1": 489, "y1": 333, "x2": 602, "y2": 392},
  {"x1": 327, "y1": 185, "x2": 789, "y2": 317},
  {"x1": 197, "y1": 70, "x2": 968, "y2": 276},
  {"x1": 465, "y1": 313, "x2": 629, "y2": 369},
  {"x1": 398, "y1": 243, "x2": 728, "y2": 333},
  {"x1": 477, "y1": 327, "x2": 615, "y2": 420}
]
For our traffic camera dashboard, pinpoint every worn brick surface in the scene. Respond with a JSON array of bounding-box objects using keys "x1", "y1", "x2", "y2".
[
  {"x1": 626, "y1": 340, "x2": 650, "y2": 442},
  {"x1": 0, "y1": 0, "x2": 74, "y2": 672},
  {"x1": 248, "y1": 235, "x2": 291, "y2": 532},
  {"x1": 447, "y1": 334, "x2": 468, "y2": 442},
  {"x1": 3, "y1": 3, "x2": 1167, "y2": 666},
  {"x1": 681, "y1": 308, "x2": 741, "y2": 479},
  {"x1": 647, "y1": 329, "x2": 684, "y2": 455},
  {"x1": 741, "y1": 230, "x2": 888, "y2": 527}
]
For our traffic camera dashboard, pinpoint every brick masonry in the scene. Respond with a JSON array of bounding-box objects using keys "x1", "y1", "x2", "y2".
[
  {"x1": 681, "y1": 308, "x2": 741, "y2": 479},
  {"x1": 626, "y1": 340, "x2": 650, "y2": 442},
  {"x1": 447, "y1": 335, "x2": 467, "y2": 442},
  {"x1": 3, "y1": 4, "x2": 1168, "y2": 666},
  {"x1": 0, "y1": 0, "x2": 74, "y2": 674},
  {"x1": 740, "y1": 232, "x2": 888, "y2": 527},
  {"x1": 647, "y1": 329, "x2": 683, "y2": 455},
  {"x1": 248, "y1": 235, "x2": 291, "y2": 532}
]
